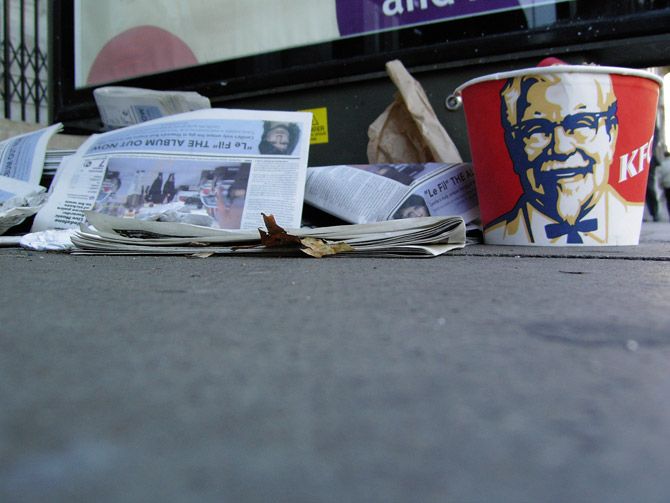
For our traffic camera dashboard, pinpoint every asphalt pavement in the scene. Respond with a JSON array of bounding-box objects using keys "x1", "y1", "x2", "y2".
[{"x1": 1, "y1": 222, "x2": 669, "y2": 503}]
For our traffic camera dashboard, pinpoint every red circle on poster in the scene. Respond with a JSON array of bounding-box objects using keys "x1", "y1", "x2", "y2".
[{"x1": 87, "y1": 25, "x2": 198, "y2": 86}]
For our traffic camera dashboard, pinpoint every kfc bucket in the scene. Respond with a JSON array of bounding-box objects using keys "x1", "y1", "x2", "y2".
[{"x1": 454, "y1": 62, "x2": 662, "y2": 245}]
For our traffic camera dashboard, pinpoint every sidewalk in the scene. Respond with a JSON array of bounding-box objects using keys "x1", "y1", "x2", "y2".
[{"x1": 1, "y1": 222, "x2": 669, "y2": 503}]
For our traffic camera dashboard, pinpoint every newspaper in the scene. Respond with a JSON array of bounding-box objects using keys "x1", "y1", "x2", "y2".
[
  {"x1": 0, "y1": 124, "x2": 63, "y2": 234},
  {"x1": 70, "y1": 211, "x2": 466, "y2": 257},
  {"x1": 44, "y1": 150, "x2": 76, "y2": 177},
  {"x1": 32, "y1": 108, "x2": 313, "y2": 233},
  {"x1": 0, "y1": 176, "x2": 47, "y2": 235},
  {"x1": 1, "y1": 123, "x2": 62, "y2": 184},
  {"x1": 94, "y1": 86, "x2": 211, "y2": 129},
  {"x1": 304, "y1": 162, "x2": 480, "y2": 226}
]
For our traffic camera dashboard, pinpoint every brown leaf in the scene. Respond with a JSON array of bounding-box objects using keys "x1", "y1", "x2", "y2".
[
  {"x1": 258, "y1": 213, "x2": 303, "y2": 248},
  {"x1": 232, "y1": 213, "x2": 301, "y2": 251}
]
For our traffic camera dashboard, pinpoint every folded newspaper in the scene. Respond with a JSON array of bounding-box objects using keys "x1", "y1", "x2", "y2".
[
  {"x1": 70, "y1": 211, "x2": 466, "y2": 257},
  {"x1": 94, "y1": 86, "x2": 211, "y2": 129},
  {"x1": 32, "y1": 108, "x2": 313, "y2": 233}
]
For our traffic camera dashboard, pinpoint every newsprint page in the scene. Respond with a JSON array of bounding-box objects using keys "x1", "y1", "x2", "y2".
[
  {"x1": 304, "y1": 162, "x2": 480, "y2": 226},
  {"x1": 32, "y1": 108, "x2": 313, "y2": 232}
]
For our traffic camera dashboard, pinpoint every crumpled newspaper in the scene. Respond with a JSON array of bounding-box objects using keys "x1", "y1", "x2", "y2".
[
  {"x1": 19, "y1": 228, "x2": 76, "y2": 251},
  {"x1": 367, "y1": 59, "x2": 462, "y2": 164},
  {"x1": 0, "y1": 175, "x2": 48, "y2": 235}
]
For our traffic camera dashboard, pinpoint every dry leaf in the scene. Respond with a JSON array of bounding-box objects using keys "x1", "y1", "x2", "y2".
[
  {"x1": 300, "y1": 237, "x2": 355, "y2": 258},
  {"x1": 258, "y1": 213, "x2": 303, "y2": 247},
  {"x1": 232, "y1": 213, "x2": 300, "y2": 251}
]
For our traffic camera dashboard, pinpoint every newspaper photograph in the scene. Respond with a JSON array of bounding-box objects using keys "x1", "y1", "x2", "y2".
[
  {"x1": 32, "y1": 108, "x2": 313, "y2": 233},
  {"x1": 304, "y1": 162, "x2": 480, "y2": 225}
]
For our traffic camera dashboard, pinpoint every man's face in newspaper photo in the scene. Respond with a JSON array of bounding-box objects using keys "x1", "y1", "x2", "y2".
[
  {"x1": 501, "y1": 72, "x2": 619, "y2": 224},
  {"x1": 397, "y1": 203, "x2": 429, "y2": 218},
  {"x1": 258, "y1": 121, "x2": 301, "y2": 155},
  {"x1": 393, "y1": 195, "x2": 430, "y2": 219},
  {"x1": 265, "y1": 123, "x2": 290, "y2": 153}
]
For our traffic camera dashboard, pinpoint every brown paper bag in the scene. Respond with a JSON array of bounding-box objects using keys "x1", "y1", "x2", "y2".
[{"x1": 367, "y1": 59, "x2": 462, "y2": 164}]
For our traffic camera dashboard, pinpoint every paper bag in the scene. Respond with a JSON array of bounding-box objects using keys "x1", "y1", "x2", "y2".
[{"x1": 367, "y1": 60, "x2": 462, "y2": 164}]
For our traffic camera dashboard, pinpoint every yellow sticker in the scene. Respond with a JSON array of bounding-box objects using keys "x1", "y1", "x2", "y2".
[{"x1": 300, "y1": 107, "x2": 329, "y2": 145}]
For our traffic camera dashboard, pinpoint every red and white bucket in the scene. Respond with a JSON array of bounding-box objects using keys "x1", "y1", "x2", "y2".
[{"x1": 453, "y1": 60, "x2": 662, "y2": 245}]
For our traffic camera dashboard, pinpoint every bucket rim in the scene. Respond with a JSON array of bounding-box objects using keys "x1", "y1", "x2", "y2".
[{"x1": 453, "y1": 65, "x2": 663, "y2": 96}]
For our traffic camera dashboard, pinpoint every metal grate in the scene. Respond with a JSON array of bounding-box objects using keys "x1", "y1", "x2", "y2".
[{"x1": 1, "y1": 0, "x2": 48, "y2": 124}]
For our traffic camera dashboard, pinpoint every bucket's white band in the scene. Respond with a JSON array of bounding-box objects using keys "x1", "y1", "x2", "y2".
[{"x1": 454, "y1": 65, "x2": 663, "y2": 96}]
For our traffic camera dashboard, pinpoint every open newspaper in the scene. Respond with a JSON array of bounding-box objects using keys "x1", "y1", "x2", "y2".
[
  {"x1": 0, "y1": 124, "x2": 63, "y2": 234},
  {"x1": 32, "y1": 108, "x2": 313, "y2": 233},
  {"x1": 303, "y1": 162, "x2": 480, "y2": 227},
  {"x1": 70, "y1": 211, "x2": 466, "y2": 257}
]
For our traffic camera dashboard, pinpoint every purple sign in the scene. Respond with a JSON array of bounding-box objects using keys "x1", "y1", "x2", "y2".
[{"x1": 336, "y1": 0, "x2": 532, "y2": 36}]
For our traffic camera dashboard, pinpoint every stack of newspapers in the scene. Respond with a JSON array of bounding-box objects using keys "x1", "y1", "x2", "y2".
[
  {"x1": 71, "y1": 212, "x2": 468, "y2": 258},
  {"x1": 43, "y1": 150, "x2": 76, "y2": 177}
]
